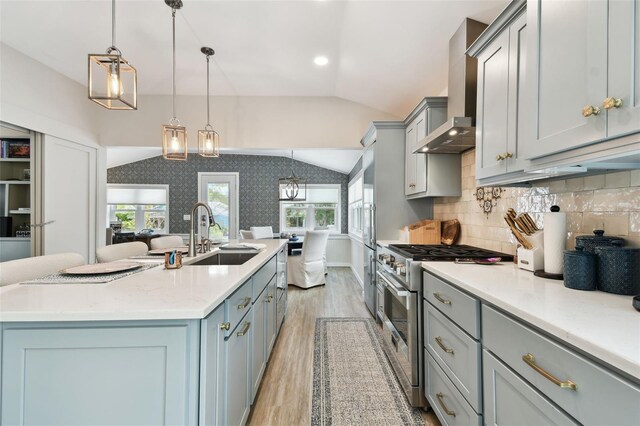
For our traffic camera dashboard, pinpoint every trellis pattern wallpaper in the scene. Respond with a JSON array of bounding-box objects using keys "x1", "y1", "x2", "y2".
[{"x1": 107, "y1": 154, "x2": 349, "y2": 234}]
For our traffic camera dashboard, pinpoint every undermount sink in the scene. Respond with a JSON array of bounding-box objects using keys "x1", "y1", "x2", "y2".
[{"x1": 188, "y1": 251, "x2": 258, "y2": 266}]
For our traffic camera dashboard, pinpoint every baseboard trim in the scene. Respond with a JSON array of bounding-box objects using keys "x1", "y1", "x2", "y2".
[
  {"x1": 327, "y1": 262, "x2": 351, "y2": 267},
  {"x1": 350, "y1": 265, "x2": 364, "y2": 288}
]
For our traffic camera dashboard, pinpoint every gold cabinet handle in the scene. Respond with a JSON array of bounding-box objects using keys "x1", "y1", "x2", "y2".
[
  {"x1": 496, "y1": 154, "x2": 505, "y2": 161},
  {"x1": 504, "y1": 152, "x2": 513, "y2": 159},
  {"x1": 435, "y1": 336, "x2": 454, "y2": 355},
  {"x1": 433, "y1": 292, "x2": 452, "y2": 305},
  {"x1": 436, "y1": 392, "x2": 456, "y2": 417},
  {"x1": 522, "y1": 353, "x2": 577, "y2": 390},
  {"x1": 237, "y1": 321, "x2": 251, "y2": 337},
  {"x1": 603, "y1": 97, "x2": 623, "y2": 110},
  {"x1": 220, "y1": 322, "x2": 231, "y2": 331},
  {"x1": 582, "y1": 105, "x2": 601, "y2": 117},
  {"x1": 266, "y1": 294, "x2": 273, "y2": 303},
  {"x1": 237, "y1": 297, "x2": 252, "y2": 310}
]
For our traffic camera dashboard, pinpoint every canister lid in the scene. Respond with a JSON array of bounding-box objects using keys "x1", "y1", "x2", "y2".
[{"x1": 564, "y1": 246, "x2": 596, "y2": 257}]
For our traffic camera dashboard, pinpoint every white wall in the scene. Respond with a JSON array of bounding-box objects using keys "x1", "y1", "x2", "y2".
[
  {"x1": 350, "y1": 237, "x2": 364, "y2": 287},
  {"x1": 326, "y1": 236, "x2": 351, "y2": 267},
  {"x1": 97, "y1": 95, "x2": 399, "y2": 149}
]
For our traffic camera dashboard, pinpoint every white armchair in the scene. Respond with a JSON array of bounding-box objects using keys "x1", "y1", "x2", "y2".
[
  {"x1": 250, "y1": 226, "x2": 274, "y2": 239},
  {"x1": 0, "y1": 253, "x2": 85, "y2": 286},
  {"x1": 239, "y1": 230, "x2": 255, "y2": 239},
  {"x1": 150, "y1": 235, "x2": 185, "y2": 250},
  {"x1": 288, "y1": 230, "x2": 329, "y2": 289},
  {"x1": 96, "y1": 241, "x2": 148, "y2": 263}
]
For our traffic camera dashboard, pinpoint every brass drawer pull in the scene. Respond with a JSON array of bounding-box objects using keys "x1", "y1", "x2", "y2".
[
  {"x1": 220, "y1": 322, "x2": 230, "y2": 331},
  {"x1": 435, "y1": 336, "x2": 454, "y2": 355},
  {"x1": 436, "y1": 392, "x2": 456, "y2": 417},
  {"x1": 603, "y1": 97, "x2": 623, "y2": 110},
  {"x1": 522, "y1": 353, "x2": 577, "y2": 390},
  {"x1": 433, "y1": 292, "x2": 452, "y2": 305},
  {"x1": 582, "y1": 105, "x2": 601, "y2": 117},
  {"x1": 237, "y1": 297, "x2": 252, "y2": 310},
  {"x1": 237, "y1": 321, "x2": 251, "y2": 337},
  {"x1": 266, "y1": 294, "x2": 274, "y2": 303}
]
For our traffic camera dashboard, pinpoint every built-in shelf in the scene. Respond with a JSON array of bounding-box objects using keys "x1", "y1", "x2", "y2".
[
  {"x1": 0, "y1": 180, "x2": 30, "y2": 185},
  {"x1": 9, "y1": 210, "x2": 30, "y2": 215},
  {"x1": 0, "y1": 158, "x2": 30, "y2": 163}
]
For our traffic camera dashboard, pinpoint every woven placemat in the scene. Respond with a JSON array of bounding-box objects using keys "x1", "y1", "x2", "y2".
[{"x1": 20, "y1": 263, "x2": 160, "y2": 285}]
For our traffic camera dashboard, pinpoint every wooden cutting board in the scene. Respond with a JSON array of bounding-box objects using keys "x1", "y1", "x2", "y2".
[
  {"x1": 408, "y1": 220, "x2": 441, "y2": 244},
  {"x1": 441, "y1": 219, "x2": 460, "y2": 246}
]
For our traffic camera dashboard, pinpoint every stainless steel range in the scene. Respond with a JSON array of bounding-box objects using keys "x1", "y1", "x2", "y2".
[{"x1": 376, "y1": 243, "x2": 513, "y2": 408}]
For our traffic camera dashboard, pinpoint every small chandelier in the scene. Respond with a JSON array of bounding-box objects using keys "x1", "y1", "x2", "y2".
[
  {"x1": 88, "y1": 0, "x2": 137, "y2": 110},
  {"x1": 278, "y1": 151, "x2": 307, "y2": 201},
  {"x1": 162, "y1": 0, "x2": 188, "y2": 161},
  {"x1": 198, "y1": 47, "x2": 220, "y2": 158}
]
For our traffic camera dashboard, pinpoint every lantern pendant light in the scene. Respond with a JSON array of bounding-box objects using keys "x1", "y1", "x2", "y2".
[
  {"x1": 88, "y1": 0, "x2": 137, "y2": 110},
  {"x1": 278, "y1": 151, "x2": 307, "y2": 201},
  {"x1": 162, "y1": 0, "x2": 188, "y2": 161},
  {"x1": 198, "y1": 47, "x2": 220, "y2": 158}
]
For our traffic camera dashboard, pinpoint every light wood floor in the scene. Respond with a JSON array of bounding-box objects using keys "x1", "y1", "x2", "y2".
[{"x1": 247, "y1": 267, "x2": 440, "y2": 426}]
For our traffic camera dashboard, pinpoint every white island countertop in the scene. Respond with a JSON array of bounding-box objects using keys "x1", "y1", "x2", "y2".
[
  {"x1": 422, "y1": 261, "x2": 640, "y2": 381},
  {"x1": 0, "y1": 239, "x2": 286, "y2": 323}
]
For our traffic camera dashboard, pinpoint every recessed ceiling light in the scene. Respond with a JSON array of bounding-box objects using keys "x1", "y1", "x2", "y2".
[
  {"x1": 421, "y1": 147, "x2": 429, "y2": 152},
  {"x1": 314, "y1": 56, "x2": 329, "y2": 66}
]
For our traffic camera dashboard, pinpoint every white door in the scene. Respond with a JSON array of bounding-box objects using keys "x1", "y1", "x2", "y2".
[
  {"x1": 43, "y1": 135, "x2": 98, "y2": 262},
  {"x1": 198, "y1": 173, "x2": 239, "y2": 241}
]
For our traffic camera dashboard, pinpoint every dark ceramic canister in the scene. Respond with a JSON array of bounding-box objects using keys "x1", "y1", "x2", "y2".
[
  {"x1": 575, "y1": 230, "x2": 625, "y2": 253},
  {"x1": 563, "y1": 247, "x2": 597, "y2": 291},
  {"x1": 594, "y1": 247, "x2": 640, "y2": 295}
]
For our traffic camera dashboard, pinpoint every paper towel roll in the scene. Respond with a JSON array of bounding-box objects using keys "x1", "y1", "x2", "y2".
[{"x1": 544, "y1": 209, "x2": 566, "y2": 274}]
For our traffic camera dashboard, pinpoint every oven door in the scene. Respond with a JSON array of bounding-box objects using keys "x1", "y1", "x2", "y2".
[{"x1": 376, "y1": 269, "x2": 420, "y2": 387}]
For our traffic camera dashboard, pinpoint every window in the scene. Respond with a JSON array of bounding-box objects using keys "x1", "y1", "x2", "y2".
[
  {"x1": 107, "y1": 184, "x2": 169, "y2": 233},
  {"x1": 348, "y1": 173, "x2": 363, "y2": 237},
  {"x1": 279, "y1": 184, "x2": 341, "y2": 233}
]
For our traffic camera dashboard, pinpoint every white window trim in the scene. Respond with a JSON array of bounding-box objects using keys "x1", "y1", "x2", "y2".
[
  {"x1": 279, "y1": 183, "x2": 341, "y2": 234},
  {"x1": 107, "y1": 183, "x2": 170, "y2": 233},
  {"x1": 348, "y1": 171, "x2": 364, "y2": 240}
]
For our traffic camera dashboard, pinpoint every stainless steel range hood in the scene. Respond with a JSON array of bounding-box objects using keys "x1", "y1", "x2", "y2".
[{"x1": 414, "y1": 19, "x2": 487, "y2": 154}]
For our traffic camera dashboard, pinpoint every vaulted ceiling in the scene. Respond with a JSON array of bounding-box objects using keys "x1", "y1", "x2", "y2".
[{"x1": 0, "y1": 0, "x2": 507, "y2": 118}]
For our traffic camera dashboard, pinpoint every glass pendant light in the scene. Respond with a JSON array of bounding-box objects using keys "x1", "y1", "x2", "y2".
[
  {"x1": 162, "y1": 0, "x2": 188, "y2": 161},
  {"x1": 88, "y1": 0, "x2": 137, "y2": 110},
  {"x1": 198, "y1": 47, "x2": 220, "y2": 158},
  {"x1": 278, "y1": 151, "x2": 307, "y2": 201}
]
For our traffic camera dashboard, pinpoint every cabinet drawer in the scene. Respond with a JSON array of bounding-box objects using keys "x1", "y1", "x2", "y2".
[
  {"x1": 425, "y1": 351, "x2": 481, "y2": 426},
  {"x1": 483, "y1": 349, "x2": 577, "y2": 426},
  {"x1": 483, "y1": 305, "x2": 640, "y2": 425},
  {"x1": 252, "y1": 256, "x2": 276, "y2": 301},
  {"x1": 225, "y1": 278, "x2": 253, "y2": 335},
  {"x1": 424, "y1": 301, "x2": 482, "y2": 411},
  {"x1": 423, "y1": 272, "x2": 480, "y2": 338}
]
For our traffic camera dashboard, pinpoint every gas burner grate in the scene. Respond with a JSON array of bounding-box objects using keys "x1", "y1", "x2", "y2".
[{"x1": 388, "y1": 244, "x2": 513, "y2": 262}]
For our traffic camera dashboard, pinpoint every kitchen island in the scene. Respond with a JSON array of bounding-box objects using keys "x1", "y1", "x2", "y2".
[
  {"x1": 0, "y1": 239, "x2": 288, "y2": 425},
  {"x1": 421, "y1": 261, "x2": 640, "y2": 425}
]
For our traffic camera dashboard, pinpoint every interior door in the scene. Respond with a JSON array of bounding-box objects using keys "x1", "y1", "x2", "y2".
[
  {"x1": 42, "y1": 135, "x2": 98, "y2": 262},
  {"x1": 198, "y1": 173, "x2": 239, "y2": 241}
]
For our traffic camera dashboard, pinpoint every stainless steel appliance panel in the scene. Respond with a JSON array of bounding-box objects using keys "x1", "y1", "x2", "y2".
[
  {"x1": 364, "y1": 245, "x2": 377, "y2": 317},
  {"x1": 362, "y1": 143, "x2": 375, "y2": 249}
]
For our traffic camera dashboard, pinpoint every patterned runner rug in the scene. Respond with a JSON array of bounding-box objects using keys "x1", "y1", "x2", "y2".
[{"x1": 312, "y1": 317, "x2": 424, "y2": 426}]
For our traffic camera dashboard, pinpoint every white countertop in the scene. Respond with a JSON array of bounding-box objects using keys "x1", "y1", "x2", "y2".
[
  {"x1": 0, "y1": 239, "x2": 286, "y2": 323},
  {"x1": 421, "y1": 261, "x2": 640, "y2": 381},
  {"x1": 377, "y1": 240, "x2": 407, "y2": 248}
]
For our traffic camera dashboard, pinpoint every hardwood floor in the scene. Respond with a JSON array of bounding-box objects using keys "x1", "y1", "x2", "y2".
[{"x1": 247, "y1": 267, "x2": 440, "y2": 426}]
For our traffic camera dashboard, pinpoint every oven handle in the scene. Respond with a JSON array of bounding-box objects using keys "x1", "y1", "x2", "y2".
[{"x1": 376, "y1": 270, "x2": 408, "y2": 297}]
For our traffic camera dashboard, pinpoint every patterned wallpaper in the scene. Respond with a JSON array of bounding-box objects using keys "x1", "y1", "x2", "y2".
[{"x1": 107, "y1": 154, "x2": 349, "y2": 234}]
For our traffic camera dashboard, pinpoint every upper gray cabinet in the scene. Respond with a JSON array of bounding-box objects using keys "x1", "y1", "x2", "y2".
[
  {"x1": 473, "y1": 8, "x2": 528, "y2": 180},
  {"x1": 405, "y1": 98, "x2": 460, "y2": 198},
  {"x1": 522, "y1": 0, "x2": 640, "y2": 159}
]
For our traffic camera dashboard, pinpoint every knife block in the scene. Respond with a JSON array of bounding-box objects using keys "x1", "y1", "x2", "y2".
[{"x1": 517, "y1": 246, "x2": 544, "y2": 272}]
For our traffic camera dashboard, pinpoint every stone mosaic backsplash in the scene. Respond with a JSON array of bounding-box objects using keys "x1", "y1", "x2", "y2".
[{"x1": 433, "y1": 150, "x2": 640, "y2": 255}]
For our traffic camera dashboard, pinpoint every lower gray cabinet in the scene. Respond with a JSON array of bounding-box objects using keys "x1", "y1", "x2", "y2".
[
  {"x1": 1, "y1": 320, "x2": 200, "y2": 426},
  {"x1": 225, "y1": 316, "x2": 252, "y2": 426},
  {"x1": 483, "y1": 349, "x2": 577, "y2": 426},
  {"x1": 251, "y1": 285, "x2": 268, "y2": 403},
  {"x1": 200, "y1": 305, "x2": 226, "y2": 426},
  {"x1": 266, "y1": 278, "x2": 277, "y2": 356}
]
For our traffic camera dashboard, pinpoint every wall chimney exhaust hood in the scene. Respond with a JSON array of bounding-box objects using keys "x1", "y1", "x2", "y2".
[{"x1": 415, "y1": 19, "x2": 487, "y2": 154}]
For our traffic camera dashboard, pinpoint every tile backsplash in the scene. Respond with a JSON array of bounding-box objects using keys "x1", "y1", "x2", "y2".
[{"x1": 433, "y1": 150, "x2": 640, "y2": 255}]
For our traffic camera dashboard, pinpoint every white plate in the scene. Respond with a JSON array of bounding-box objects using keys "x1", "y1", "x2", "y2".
[
  {"x1": 147, "y1": 247, "x2": 189, "y2": 255},
  {"x1": 62, "y1": 262, "x2": 142, "y2": 275}
]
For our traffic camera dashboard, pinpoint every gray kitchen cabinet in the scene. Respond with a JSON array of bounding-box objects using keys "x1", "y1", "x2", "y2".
[
  {"x1": 523, "y1": 0, "x2": 617, "y2": 159},
  {"x1": 1, "y1": 320, "x2": 200, "y2": 425},
  {"x1": 251, "y1": 283, "x2": 268, "y2": 404},
  {"x1": 266, "y1": 277, "x2": 277, "y2": 356},
  {"x1": 608, "y1": 0, "x2": 640, "y2": 138},
  {"x1": 200, "y1": 305, "x2": 226, "y2": 426},
  {"x1": 404, "y1": 98, "x2": 454, "y2": 198},
  {"x1": 472, "y1": 6, "x2": 528, "y2": 180},
  {"x1": 225, "y1": 316, "x2": 252, "y2": 426},
  {"x1": 483, "y1": 349, "x2": 577, "y2": 426},
  {"x1": 276, "y1": 246, "x2": 288, "y2": 334}
]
